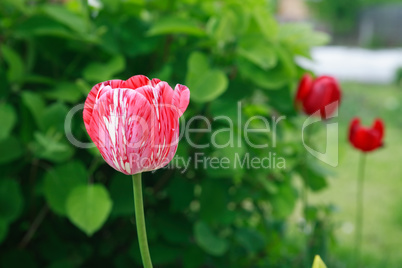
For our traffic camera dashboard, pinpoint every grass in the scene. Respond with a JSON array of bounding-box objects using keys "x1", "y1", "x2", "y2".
[{"x1": 311, "y1": 82, "x2": 402, "y2": 267}]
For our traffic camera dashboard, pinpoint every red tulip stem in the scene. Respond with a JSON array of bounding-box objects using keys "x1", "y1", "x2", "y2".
[
  {"x1": 132, "y1": 173, "x2": 153, "y2": 268},
  {"x1": 355, "y1": 153, "x2": 366, "y2": 268}
]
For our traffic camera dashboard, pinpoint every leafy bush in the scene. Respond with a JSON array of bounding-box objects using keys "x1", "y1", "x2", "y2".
[{"x1": 0, "y1": 0, "x2": 332, "y2": 267}]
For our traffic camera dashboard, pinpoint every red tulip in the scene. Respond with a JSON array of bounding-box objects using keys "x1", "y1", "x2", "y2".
[
  {"x1": 349, "y1": 118, "x2": 384, "y2": 152},
  {"x1": 83, "y1": 75, "x2": 190, "y2": 175},
  {"x1": 295, "y1": 74, "x2": 341, "y2": 119}
]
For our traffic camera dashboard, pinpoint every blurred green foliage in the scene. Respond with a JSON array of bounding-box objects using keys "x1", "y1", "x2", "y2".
[
  {"x1": 308, "y1": 0, "x2": 402, "y2": 35},
  {"x1": 0, "y1": 0, "x2": 334, "y2": 267}
]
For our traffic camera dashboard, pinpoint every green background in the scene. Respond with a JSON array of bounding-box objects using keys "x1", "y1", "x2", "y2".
[{"x1": 0, "y1": 0, "x2": 400, "y2": 267}]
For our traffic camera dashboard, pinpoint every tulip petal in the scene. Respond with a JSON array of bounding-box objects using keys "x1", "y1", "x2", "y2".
[
  {"x1": 133, "y1": 82, "x2": 180, "y2": 170},
  {"x1": 84, "y1": 75, "x2": 189, "y2": 175},
  {"x1": 123, "y1": 75, "x2": 151, "y2": 90},
  {"x1": 88, "y1": 88, "x2": 154, "y2": 174},
  {"x1": 373, "y1": 118, "x2": 384, "y2": 140},
  {"x1": 296, "y1": 74, "x2": 313, "y2": 102},
  {"x1": 303, "y1": 76, "x2": 341, "y2": 119},
  {"x1": 173, "y1": 84, "x2": 190, "y2": 118},
  {"x1": 83, "y1": 80, "x2": 123, "y2": 132},
  {"x1": 348, "y1": 117, "x2": 360, "y2": 142},
  {"x1": 349, "y1": 118, "x2": 384, "y2": 152},
  {"x1": 352, "y1": 128, "x2": 378, "y2": 152}
]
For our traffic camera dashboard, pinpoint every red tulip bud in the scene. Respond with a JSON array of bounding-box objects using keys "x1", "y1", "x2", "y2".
[
  {"x1": 349, "y1": 117, "x2": 384, "y2": 152},
  {"x1": 295, "y1": 74, "x2": 341, "y2": 119}
]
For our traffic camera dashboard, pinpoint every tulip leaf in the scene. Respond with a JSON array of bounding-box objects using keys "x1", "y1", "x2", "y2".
[
  {"x1": 0, "y1": 103, "x2": 17, "y2": 140},
  {"x1": 186, "y1": 52, "x2": 228, "y2": 103},
  {"x1": 0, "y1": 137, "x2": 23, "y2": 164},
  {"x1": 0, "y1": 179, "x2": 24, "y2": 224},
  {"x1": 312, "y1": 255, "x2": 327, "y2": 268},
  {"x1": 194, "y1": 221, "x2": 228, "y2": 256},
  {"x1": 66, "y1": 184, "x2": 112, "y2": 236},
  {"x1": 43, "y1": 161, "x2": 87, "y2": 215},
  {"x1": 147, "y1": 16, "x2": 205, "y2": 36}
]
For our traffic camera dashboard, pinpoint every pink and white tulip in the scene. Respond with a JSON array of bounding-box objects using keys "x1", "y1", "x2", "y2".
[{"x1": 83, "y1": 75, "x2": 190, "y2": 175}]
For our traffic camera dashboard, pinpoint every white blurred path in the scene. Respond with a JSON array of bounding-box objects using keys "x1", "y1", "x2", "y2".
[{"x1": 297, "y1": 46, "x2": 402, "y2": 84}]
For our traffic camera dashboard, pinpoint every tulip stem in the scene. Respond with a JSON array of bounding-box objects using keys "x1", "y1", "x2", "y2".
[
  {"x1": 355, "y1": 153, "x2": 366, "y2": 268},
  {"x1": 132, "y1": 173, "x2": 153, "y2": 268}
]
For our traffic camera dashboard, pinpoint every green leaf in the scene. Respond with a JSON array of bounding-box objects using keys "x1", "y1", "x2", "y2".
[
  {"x1": 270, "y1": 181, "x2": 297, "y2": 218},
  {"x1": 21, "y1": 91, "x2": 45, "y2": 128},
  {"x1": 14, "y1": 15, "x2": 79, "y2": 40},
  {"x1": 186, "y1": 52, "x2": 228, "y2": 103},
  {"x1": 206, "y1": 6, "x2": 247, "y2": 44},
  {"x1": 147, "y1": 16, "x2": 205, "y2": 36},
  {"x1": 0, "y1": 179, "x2": 24, "y2": 224},
  {"x1": 42, "y1": 4, "x2": 87, "y2": 34},
  {"x1": 42, "y1": 82, "x2": 83, "y2": 103},
  {"x1": 41, "y1": 103, "x2": 69, "y2": 133},
  {"x1": 312, "y1": 255, "x2": 327, "y2": 268},
  {"x1": 235, "y1": 228, "x2": 265, "y2": 253},
  {"x1": 2, "y1": 0, "x2": 29, "y2": 14},
  {"x1": 0, "y1": 103, "x2": 17, "y2": 140},
  {"x1": 252, "y1": 8, "x2": 278, "y2": 41},
  {"x1": 237, "y1": 45, "x2": 296, "y2": 90},
  {"x1": 0, "y1": 44, "x2": 25, "y2": 83},
  {"x1": 0, "y1": 137, "x2": 23, "y2": 164},
  {"x1": 32, "y1": 132, "x2": 74, "y2": 163},
  {"x1": 194, "y1": 221, "x2": 228, "y2": 256},
  {"x1": 206, "y1": 130, "x2": 246, "y2": 178},
  {"x1": 43, "y1": 161, "x2": 87, "y2": 215},
  {"x1": 66, "y1": 184, "x2": 113, "y2": 236},
  {"x1": 299, "y1": 161, "x2": 329, "y2": 192},
  {"x1": 0, "y1": 66, "x2": 10, "y2": 98},
  {"x1": 237, "y1": 36, "x2": 277, "y2": 70},
  {"x1": 83, "y1": 55, "x2": 125, "y2": 82},
  {"x1": 279, "y1": 23, "x2": 330, "y2": 57}
]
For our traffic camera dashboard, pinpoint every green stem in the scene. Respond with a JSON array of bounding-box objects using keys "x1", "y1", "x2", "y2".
[
  {"x1": 302, "y1": 122, "x2": 314, "y2": 266},
  {"x1": 132, "y1": 173, "x2": 153, "y2": 268},
  {"x1": 355, "y1": 153, "x2": 366, "y2": 268}
]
